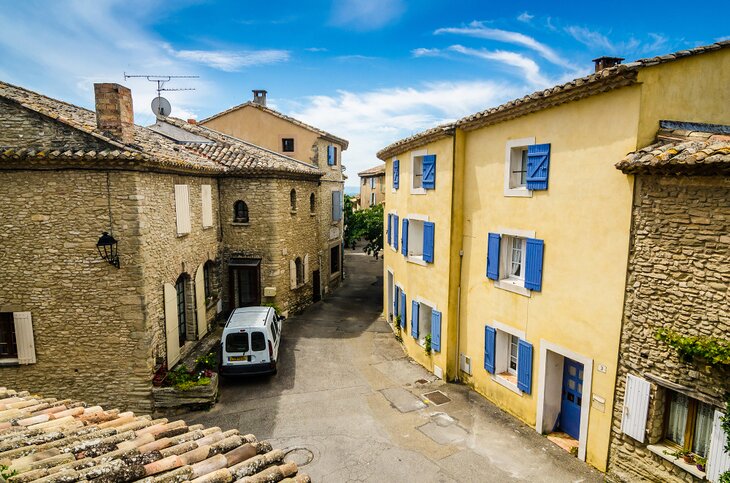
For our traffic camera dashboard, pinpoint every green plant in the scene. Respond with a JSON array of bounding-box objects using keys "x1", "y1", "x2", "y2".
[
  {"x1": 424, "y1": 334, "x2": 432, "y2": 355},
  {"x1": 720, "y1": 471, "x2": 730, "y2": 483},
  {"x1": 655, "y1": 329, "x2": 730, "y2": 365},
  {"x1": 393, "y1": 316, "x2": 403, "y2": 342},
  {"x1": 662, "y1": 448, "x2": 692, "y2": 460},
  {"x1": 723, "y1": 394, "x2": 730, "y2": 453},
  {"x1": 343, "y1": 201, "x2": 383, "y2": 258},
  {"x1": 569, "y1": 446, "x2": 578, "y2": 457},
  {"x1": 695, "y1": 455, "x2": 707, "y2": 471},
  {"x1": 1, "y1": 464, "x2": 18, "y2": 479},
  {"x1": 262, "y1": 302, "x2": 282, "y2": 315},
  {"x1": 175, "y1": 377, "x2": 211, "y2": 391},
  {"x1": 195, "y1": 352, "x2": 217, "y2": 371}
]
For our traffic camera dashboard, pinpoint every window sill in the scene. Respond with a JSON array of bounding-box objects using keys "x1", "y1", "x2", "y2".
[
  {"x1": 202, "y1": 225, "x2": 214, "y2": 230},
  {"x1": 329, "y1": 271, "x2": 341, "y2": 281},
  {"x1": 0, "y1": 358, "x2": 20, "y2": 367},
  {"x1": 410, "y1": 188, "x2": 426, "y2": 195},
  {"x1": 647, "y1": 443, "x2": 706, "y2": 479},
  {"x1": 310, "y1": 212, "x2": 316, "y2": 217},
  {"x1": 206, "y1": 298, "x2": 219, "y2": 310},
  {"x1": 492, "y1": 373, "x2": 522, "y2": 395},
  {"x1": 494, "y1": 279, "x2": 531, "y2": 297},
  {"x1": 176, "y1": 232, "x2": 190, "y2": 238},
  {"x1": 503, "y1": 187, "x2": 532, "y2": 198},
  {"x1": 231, "y1": 222, "x2": 250, "y2": 226},
  {"x1": 407, "y1": 256, "x2": 427, "y2": 266},
  {"x1": 290, "y1": 210, "x2": 298, "y2": 215}
]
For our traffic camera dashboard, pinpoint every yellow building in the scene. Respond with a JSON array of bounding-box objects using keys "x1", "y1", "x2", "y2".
[
  {"x1": 357, "y1": 163, "x2": 386, "y2": 208},
  {"x1": 377, "y1": 42, "x2": 729, "y2": 472}
]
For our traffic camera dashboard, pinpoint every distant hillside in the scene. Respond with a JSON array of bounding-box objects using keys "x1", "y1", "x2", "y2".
[{"x1": 344, "y1": 186, "x2": 359, "y2": 197}]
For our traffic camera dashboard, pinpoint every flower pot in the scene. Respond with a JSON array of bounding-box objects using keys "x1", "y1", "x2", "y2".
[{"x1": 682, "y1": 455, "x2": 694, "y2": 464}]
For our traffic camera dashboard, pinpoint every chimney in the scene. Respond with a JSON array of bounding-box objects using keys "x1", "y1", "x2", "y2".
[
  {"x1": 592, "y1": 56, "x2": 624, "y2": 72},
  {"x1": 94, "y1": 83, "x2": 134, "y2": 144},
  {"x1": 252, "y1": 89, "x2": 267, "y2": 107},
  {"x1": 187, "y1": 118, "x2": 197, "y2": 124}
]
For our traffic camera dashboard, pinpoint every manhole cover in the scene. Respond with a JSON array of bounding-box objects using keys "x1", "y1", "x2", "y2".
[
  {"x1": 415, "y1": 379, "x2": 428, "y2": 385},
  {"x1": 284, "y1": 447, "x2": 314, "y2": 467},
  {"x1": 423, "y1": 390, "x2": 451, "y2": 406}
]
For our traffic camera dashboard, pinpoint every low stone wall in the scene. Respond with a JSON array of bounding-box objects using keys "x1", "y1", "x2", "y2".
[{"x1": 152, "y1": 373, "x2": 219, "y2": 414}]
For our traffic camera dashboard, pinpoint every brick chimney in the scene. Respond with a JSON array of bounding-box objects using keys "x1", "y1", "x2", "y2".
[
  {"x1": 252, "y1": 89, "x2": 267, "y2": 107},
  {"x1": 592, "y1": 56, "x2": 624, "y2": 72},
  {"x1": 94, "y1": 83, "x2": 134, "y2": 144}
]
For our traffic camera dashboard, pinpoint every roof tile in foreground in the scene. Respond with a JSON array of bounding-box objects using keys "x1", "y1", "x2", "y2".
[{"x1": 0, "y1": 387, "x2": 310, "y2": 483}]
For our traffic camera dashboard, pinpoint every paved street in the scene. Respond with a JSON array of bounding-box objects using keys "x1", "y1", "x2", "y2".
[{"x1": 180, "y1": 250, "x2": 603, "y2": 482}]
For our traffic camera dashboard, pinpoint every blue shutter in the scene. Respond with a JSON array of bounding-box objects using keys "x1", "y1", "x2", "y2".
[
  {"x1": 411, "y1": 300, "x2": 419, "y2": 339},
  {"x1": 332, "y1": 191, "x2": 342, "y2": 221},
  {"x1": 393, "y1": 159, "x2": 400, "y2": 190},
  {"x1": 401, "y1": 219, "x2": 409, "y2": 256},
  {"x1": 524, "y1": 238, "x2": 544, "y2": 291},
  {"x1": 393, "y1": 215, "x2": 399, "y2": 250},
  {"x1": 431, "y1": 310, "x2": 441, "y2": 352},
  {"x1": 484, "y1": 326, "x2": 496, "y2": 374},
  {"x1": 517, "y1": 339, "x2": 533, "y2": 394},
  {"x1": 394, "y1": 286, "x2": 400, "y2": 319},
  {"x1": 423, "y1": 221, "x2": 435, "y2": 263},
  {"x1": 526, "y1": 143, "x2": 550, "y2": 190},
  {"x1": 327, "y1": 145, "x2": 335, "y2": 165},
  {"x1": 422, "y1": 154, "x2": 436, "y2": 189},
  {"x1": 486, "y1": 233, "x2": 501, "y2": 280},
  {"x1": 387, "y1": 214, "x2": 392, "y2": 246},
  {"x1": 399, "y1": 291, "x2": 406, "y2": 329}
]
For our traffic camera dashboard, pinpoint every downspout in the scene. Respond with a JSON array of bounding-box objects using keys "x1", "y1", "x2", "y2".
[{"x1": 450, "y1": 130, "x2": 464, "y2": 382}]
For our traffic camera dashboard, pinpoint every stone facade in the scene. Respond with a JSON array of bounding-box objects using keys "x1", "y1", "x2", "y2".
[{"x1": 608, "y1": 174, "x2": 730, "y2": 482}]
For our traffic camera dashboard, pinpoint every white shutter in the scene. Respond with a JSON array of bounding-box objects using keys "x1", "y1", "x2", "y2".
[
  {"x1": 195, "y1": 264, "x2": 207, "y2": 339},
  {"x1": 175, "y1": 184, "x2": 191, "y2": 235},
  {"x1": 164, "y1": 283, "x2": 180, "y2": 367},
  {"x1": 707, "y1": 410, "x2": 730, "y2": 482},
  {"x1": 621, "y1": 374, "x2": 651, "y2": 442},
  {"x1": 304, "y1": 255, "x2": 310, "y2": 283},
  {"x1": 201, "y1": 185, "x2": 213, "y2": 228},
  {"x1": 289, "y1": 260, "x2": 297, "y2": 290},
  {"x1": 13, "y1": 312, "x2": 36, "y2": 364}
]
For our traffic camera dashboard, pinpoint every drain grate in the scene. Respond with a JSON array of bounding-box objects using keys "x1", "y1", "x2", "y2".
[
  {"x1": 423, "y1": 390, "x2": 451, "y2": 406},
  {"x1": 415, "y1": 379, "x2": 428, "y2": 385}
]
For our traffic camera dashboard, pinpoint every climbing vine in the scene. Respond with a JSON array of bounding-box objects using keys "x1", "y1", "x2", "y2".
[{"x1": 655, "y1": 329, "x2": 730, "y2": 365}]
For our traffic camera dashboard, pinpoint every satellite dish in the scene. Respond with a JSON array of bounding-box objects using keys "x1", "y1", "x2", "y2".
[{"x1": 151, "y1": 96, "x2": 171, "y2": 117}]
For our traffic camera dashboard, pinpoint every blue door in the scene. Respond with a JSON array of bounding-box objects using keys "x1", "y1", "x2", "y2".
[{"x1": 559, "y1": 358, "x2": 584, "y2": 439}]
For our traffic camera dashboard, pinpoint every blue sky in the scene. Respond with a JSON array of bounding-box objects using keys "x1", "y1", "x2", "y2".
[{"x1": 1, "y1": 0, "x2": 727, "y2": 187}]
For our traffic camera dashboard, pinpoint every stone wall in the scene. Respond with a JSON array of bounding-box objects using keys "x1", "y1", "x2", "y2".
[
  {"x1": 0, "y1": 169, "x2": 151, "y2": 412},
  {"x1": 608, "y1": 175, "x2": 730, "y2": 482}
]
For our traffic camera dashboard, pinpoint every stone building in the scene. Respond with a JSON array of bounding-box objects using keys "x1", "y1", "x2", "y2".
[
  {"x1": 0, "y1": 80, "x2": 340, "y2": 412},
  {"x1": 608, "y1": 123, "x2": 730, "y2": 482},
  {"x1": 357, "y1": 163, "x2": 385, "y2": 208},
  {"x1": 200, "y1": 90, "x2": 347, "y2": 297}
]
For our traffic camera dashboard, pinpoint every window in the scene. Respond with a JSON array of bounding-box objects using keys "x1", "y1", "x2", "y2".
[
  {"x1": 665, "y1": 391, "x2": 714, "y2": 458},
  {"x1": 226, "y1": 333, "x2": 248, "y2": 353},
  {"x1": 174, "y1": 184, "x2": 191, "y2": 235},
  {"x1": 331, "y1": 245, "x2": 341, "y2": 274},
  {"x1": 310, "y1": 193, "x2": 316, "y2": 214},
  {"x1": 290, "y1": 189, "x2": 297, "y2": 212},
  {"x1": 203, "y1": 261, "x2": 216, "y2": 300},
  {"x1": 331, "y1": 191, "x2": 342, "y2": 221},
  {"x1": 412, "y1": 155, "x2": 424, "y2": 190},
  {"x1": 201, "y1": 184, "x2": 213, "y2": 228},
  {"x1": 508, "y1": 335, "x2": 519, "y2": 375},
  {"x1": 510, "y1": 148, "x2": 529, "y2": 189},
  {"x1": 484, "y1": 324, "x2": 533, "y2": 394},
  {"x1": 233, "y1": 200, "x2": 249, "y2": 223},
  {"x1": 505, "y1": 236, "x2": 526, "y2": 282},
  {"x1": 0, "y1": 313, "x2": 17, "y2": 358},
  {"x1": 370, "y1": 177, "x2": 376, "y2": 189},
  {"x1": 327, "y1": 145, "x2": 337, "y2": 166},
  {"x1": 295, "y1": 257, "x2": 304, "y2": 286},
  {"x1": 370, "y1": 192, "x2": 375, "y2": 206},
  {"x1": 504, "y1": 138, "x2": 534, "y2": 197},
  {"x1": 362, "y1": 177, "x2": 367, "y2": 186},
  {"x1": 282, "y1": 138, "x2": 294, "y2": 152},
  {"x1": 487, "y1": 231, "x2": 544, "y2": 294},
  {"x1": 175, "y1": 275, "x2": 188, "y2": 347},
  {"x1": 417, "y1": 302, "x2": 432, "y2": 344},
  {"x1": 407, "y1": 219, "x2": 425, "y2": 258},
  {"x1": 251, "y1": 332, "x2": 266, "y2": 352}
]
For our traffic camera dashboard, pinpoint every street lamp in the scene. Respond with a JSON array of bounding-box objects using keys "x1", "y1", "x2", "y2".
[{"x1": 96, "y1": 231, "x2": 120, "y2": 268}]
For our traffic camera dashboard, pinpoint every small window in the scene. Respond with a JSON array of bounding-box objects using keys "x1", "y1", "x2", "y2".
[
  {"x1": 412, "y1": 155, "x2": 424, "y2": 189},
  {"x1": 407, "y1": 219, "x2": 425, "y2": 259},
  {"x1": 362, "y1": 178, "x2": 367, "y2": 186},
  {"x1": 310, "y1": 193, "x2": 316, "y2": 214},
  {"x1": 417, "y1": 302, "x2": 433, "y2": 344},
  {"x1": 290, "y1": 189, "x2": 297, "y2": 212},
  {"x1": 282, "y1": 138, "x2": 295, "y2": 152},
  {"x1": 203, "y1": 261, "x2": 216, "y2": 300},
  {"x1": 501, "y1": 235, "x2": 526, "y2": 283},
  {"x1": 251, "y1": 332, "x2": 266, "y2": 352},
  {"x1": 0, "y1": 312, "x2": 17, "y2": 358},
  {"x1": 176, "y1": 275, "x2": 188, "y2": 347},
  {"x1": 370, "y1": 177, "x2": 375, "y2": 189},
  {"x1": 665, "y1": 391, "x2": 714, "y2": 458},
  {"x1": 226, "y1": 333, "x2": 248, "y2": 353},
  {"x1": 330, "y1": 245, "x2": 341, "y2": 274},
  {"x1": 509, "y1": 148, "x2": 529, "y2": 189},
  {"x1": 234, "y1": 200, "x2": 249, "y2": 223},
  {"x1": 295, "y1": 257, "x2": 304, "y2": 285},
  {"x1": 508, "y1": 334, "x2": 519, "y2": 375},
  {"x1": 370, "y1": 192, "x2": 375, "y2": 206}
]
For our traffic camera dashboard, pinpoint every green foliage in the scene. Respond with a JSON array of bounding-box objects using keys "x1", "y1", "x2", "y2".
[
  {"x1": 662, "y1": 448, "x2": 692, "y2": 461},
  {"x1": 1, "y1": 464, "x2": 18, "y2": 479},
  {"x1": 262, "y1": 302, "x2": 282, "y2": 315},
  {"x1": 166, "y1": 364, "x2": 214, "y2": 391},
  {"x1": 655, "y1": 328, "x2": 730, "y2": 365},
  {"x1": 720, "y1": 471, "x2": 730, "y2": 483},
  {"x1": 343, "y1": 197, "x2": 383, "y2": 258},
  {"x1": 723, "y1": 394, "x2": 730, "y2": 453},
  {"x1": 393, "y1": 316, "x2": 403, "y2": 342},
  {"x1": 175, "y1": 377, "x2": 211, "y2": 391},
  {"x1": 424, "y1": 334, "x2": 432, "y2": 355},
  {"x1": 195, "y1": 352, "x2": 217, "y2": 371}
]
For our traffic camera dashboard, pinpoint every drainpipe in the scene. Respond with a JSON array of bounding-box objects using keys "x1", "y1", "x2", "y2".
[{"x1": 450, "y1": 130, "x2": 464, "y2": 383}]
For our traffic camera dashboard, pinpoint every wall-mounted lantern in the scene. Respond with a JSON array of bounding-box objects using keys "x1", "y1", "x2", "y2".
[{"x1": 97, "y1": 231, "x2": 120, "y2": 268}]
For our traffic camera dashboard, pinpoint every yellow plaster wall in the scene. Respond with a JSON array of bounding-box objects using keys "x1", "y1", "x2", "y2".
[
  {"x1": 457, "y1": 86, "x2": 641, "y2": 471},
  {"x1": 202, "y1": 105, "x2": 321, "y2": 164},
  {"x1": 383, "y1": 136, "x2": 456, "y2": 377},
  {"x1": 636, "y1": 48, "x2": 730, "y2": 147}
]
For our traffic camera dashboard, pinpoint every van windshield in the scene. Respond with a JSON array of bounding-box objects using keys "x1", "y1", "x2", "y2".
[
  {"x1": 251, "y1": 331, "x2": 266, "y2": 352},
  {"x1": 226, "y1": 333, "x2": 249, "y2": 353}
]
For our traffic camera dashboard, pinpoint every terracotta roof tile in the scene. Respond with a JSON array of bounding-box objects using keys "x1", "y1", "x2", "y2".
[
  {"x1": 357, "y1": 163, "x2": 385, "y2": 177},
  {"x1": 0, "y1": 387, "x2": 310, "y2": 483}
]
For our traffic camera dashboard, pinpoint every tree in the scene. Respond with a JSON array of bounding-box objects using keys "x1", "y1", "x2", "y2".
[
  {"x1": 343, "y1": 196, "x2": 383, "y2": 258},
  {"x1": 343, "y1": 195, "x2": 361, "y2": 249}
]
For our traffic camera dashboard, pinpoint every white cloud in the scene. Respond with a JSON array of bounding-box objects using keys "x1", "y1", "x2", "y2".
[
  {"x1": 517, "y1": 12, "x2": 534, "y2": 23},
  {"x1": 448, "y1": 45, "x2": 550, "y2": 87},
  {"x1": 330, "y1": 0, "x2": 405, "y2": 31},
  {"x1": 305, "y1": 47, "x2": 328, "y2": 52},
  {"x1": 165, "y1": 46, "x2": 290, "y2": 71},
  {"x1": 435, "y1": 20, "x2": 575, "y2": 69},
  {"x1": 411, "y1": 48, "x2": 445, "y2": 58},
  {"x1": 565, "y1": 26, "x2": 616, "y2": 52}
]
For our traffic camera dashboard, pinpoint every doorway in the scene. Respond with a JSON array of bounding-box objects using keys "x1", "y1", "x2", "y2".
[
  {"x1": 387, "y1": 270, "x2": 394, "y2": 322},
  {"x1": 312, "y1": 270, "x2": 321, "y2": 302},
  {"x1": 559, "y1": 358, "x2": 584, "y2": 439},
  {"x1": 229, "y1": 258, "x2": 261, "y2": 309}
]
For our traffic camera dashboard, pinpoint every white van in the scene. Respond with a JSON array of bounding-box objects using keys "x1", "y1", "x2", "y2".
[{"x1": 219, "y1": 306, "x2": 283, "y2": 376}]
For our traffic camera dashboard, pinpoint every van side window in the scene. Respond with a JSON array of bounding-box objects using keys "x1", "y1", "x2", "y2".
[
  {"x1": 271, "y1": 319, "x2": 279, "y2": 342},
  {"x1": 251, "y1": 332, "x2": 266, "y2": 351},
  {"x1": 226, "y1": 333, "x2": 248, "y2": 353}
]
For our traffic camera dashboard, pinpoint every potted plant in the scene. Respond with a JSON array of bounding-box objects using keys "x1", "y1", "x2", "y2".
[
  {"x1": 424, "y1": 334, "x2": 432, "y2": 355},
  {"x1": 393, "y1": 316, "x2": 403, "y2": 342},
  {"x1": 663, "y1": 448, "x2": 694, "y2": 464},
  {"x1": 695, "y1": 456, "x2": 707, "y2": 472}
]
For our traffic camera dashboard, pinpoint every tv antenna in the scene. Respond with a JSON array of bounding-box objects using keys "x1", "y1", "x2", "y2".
[{"x1": 123, "y1": 73, "x2": 199, "y2": 117}]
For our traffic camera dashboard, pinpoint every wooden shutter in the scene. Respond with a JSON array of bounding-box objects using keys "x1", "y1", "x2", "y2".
[
  {"x1": 621, "y1": 374, "x2": 651, "y2": 443},
  {"x1": 393, "y1": 215, "x2": 399, "y2": 250},
  {"x1": 484, "y1": 325, "x2": 496, "y2": 374},
  {"x1": 423, "y1": 221, "x2": 435, "y2": 263},
  {"x1": 394, "y1": 286, "x2": 400, "y2": 320},
  {"x1": 164, "y1": 283, "x2": 180, "y2": 367},
  {"x1": 707, "y1": 409, "x2": 730, "y2": 482},
  {"x1": 517, "y1": 339, "x2": 533, "y2": 394},
  {"x1": 401, "y1": 219, "x2": 409, "y2": 256},
  {"x1": 411, "y1": 300, "x2": 419, "y2": 339},
  {"x1": 289, "y1": 260, "x2": 297, "y2": 289},
  {"x1": 332, "y1": 191, "x2": 342, "y2": 221},
  {"x1": 327, "y1": 145, "x2": 335, "y2": 165},
  {"x1": 486, "y1": 233, "x2": 501, "y2": 280},
  {"x1": 393, "y1": 159, "x2": 399, "y2": 189},
  {"x1": 387, "y1": 214, "x2": 392, "y2": 246},
  {"x1": 201, "y1": 184, "x2": 213, "y2": 228},
  {"x1": 524, "y1": 238, "x2": 545, "y2": 291},
  {"x1": 399, "y1": 291, "x2": 406, "y2": 329},
  {"x1": 195, "y1": 264, "x2": 207, "y2": 339},
  {"x1": 13, "y1": 312, "x2": 36, "y2": 365},
  {"x1": 304, "y1": 254, "x2": 310, "y2": 283},
  {"x1": 431, "y1": 310, "x2": 441, "y2": 352},
  {"x1": 526, "y1": 143, "x2": 550, "y2": 190},
  {"x1": 175, "y1": 184, "x2": 191, "y2": 235},
  {"x1": 422, "y1": 154, "x2": 436, "y2": 189}
]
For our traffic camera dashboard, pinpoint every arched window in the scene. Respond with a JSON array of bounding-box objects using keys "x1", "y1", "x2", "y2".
[
  {"x1": 295, "y1": 257, "x2": 304, "y2": 285},
  {"x1": 310, "y1": 193, "x2": 316, "y2": 214},
  {"x1": 290, "y1": 189, "x2": 297, "y2": 211},
  {"x1": 175, "y1": 274, "x2": 189, "y2": 347},
  {"x1": 233, "y1": 200, "x2": 249, "y2": 223}
]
